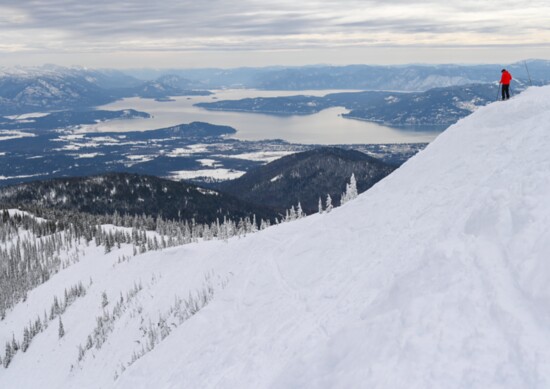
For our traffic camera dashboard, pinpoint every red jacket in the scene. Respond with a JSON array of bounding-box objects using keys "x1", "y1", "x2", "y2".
[{"x1": 500, "y1": 71, "x2": 512, "y2": 85}]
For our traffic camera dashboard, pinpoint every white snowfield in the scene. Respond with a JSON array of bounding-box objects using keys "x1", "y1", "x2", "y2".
[{"x1": 2, "y1": 86, "x2": 550, "y2": 388}]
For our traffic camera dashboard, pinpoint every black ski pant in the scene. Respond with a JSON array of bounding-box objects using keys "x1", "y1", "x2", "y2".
[{"x1": 502, "y1": 84, "x2": 510, "y2": 100}]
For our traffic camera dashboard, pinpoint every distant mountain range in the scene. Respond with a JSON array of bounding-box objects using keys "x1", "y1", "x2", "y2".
[
  {"x1": 0, "y1": 67, "x2": 117, "y2": 116},
  {"x1": 122, "y1": 74, "x2": 212, "y2": 99},
  {"x1": 124, "y1": 60, "x2": 550, "y2": 91},
  {"x1": 249, "y1": 62, "x2": 548, "y2": 91},
  {"x1": 0, "y1": 67, "x2": 211, "y2": 115},
  {"x1": 1, "y1": 61, "x2": 548, "y2": 116},
  {"x1": 215, "y1": 147, "x2": 396, "y2": 214}
]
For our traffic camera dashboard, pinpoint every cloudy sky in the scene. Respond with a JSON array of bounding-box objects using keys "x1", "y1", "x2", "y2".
[{"x1": 1, "y1": 0, "x2": 549, "y2": 68}]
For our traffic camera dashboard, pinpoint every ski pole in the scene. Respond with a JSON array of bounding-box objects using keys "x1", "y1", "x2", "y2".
[{"x1": 496, "y1": 83, "x2": 501, "y2": 101}]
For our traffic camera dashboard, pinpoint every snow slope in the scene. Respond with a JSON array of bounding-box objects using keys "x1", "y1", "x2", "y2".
[{"x1": 2, "y1": 86, "x2": 550, "y2": 388}]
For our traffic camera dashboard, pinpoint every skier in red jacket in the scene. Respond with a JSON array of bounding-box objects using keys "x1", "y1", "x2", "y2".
[{"x1": 500, "y1": 69, "x2": 512, "y2": 100}]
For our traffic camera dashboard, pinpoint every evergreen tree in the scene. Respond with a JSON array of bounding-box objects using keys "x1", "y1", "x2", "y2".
[
  {"x1": 78, "y1": 344, "x2": 85, "y2": 361},
  {"x1": 22, "y1": 326, "x2": 30, "y2": 352},
  {"x1": 325, "y1": 195, "x2": 333, "y2": 213},
  {"x1": 296, "y1": 203, "x2": 304, "y2": 219},
  {"x1": 34, "y1": 316, "x2": 42, "y2": 334},
  {"x1": 341, "y1": 173, "x2": 358, "y2": 205},
  {"x1": 349, "y1": 173, "x2": 358, "y2": 199},
  {"x1": 11, "y1": 334, "x2": 19, "y2": 353},
  {"x1": 86, "y1": 334, "x2": 93, "y2": 349},
  {"x1": 53, "y1": 296, "x2": 61, "y2": 316},
  {"x1": 3, "y1": 342, "x2": 12, "y2": 368},
  {"x1": 104, "y1": 236, "x2": 112, "y2": 254},
  {"x1": 58, "y1": 317, "x2": 65, "y2": 339}
]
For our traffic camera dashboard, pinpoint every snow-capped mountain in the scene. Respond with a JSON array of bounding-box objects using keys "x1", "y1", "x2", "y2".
[
  {"x1": 0, "y1": 77, "x2": 106, "y2": 115},
  {"x1": 0, "y1": 65, "x2": 140, "y2": 89},
  {"x1": 2, "y1": 85, "x2": 550, "y2": 388},
  {"x1": 0, "y1": 66, "x2": 134, "y2": 115},
  {"x1": 123, "y1": 60, "x2": 550, "y2": 91},
  {"x1": 0, "y1": 66, "x2": 208, "y2": 115},
  {"x1": 246, "y1": 60, "x2": 550, "y2": 91}
]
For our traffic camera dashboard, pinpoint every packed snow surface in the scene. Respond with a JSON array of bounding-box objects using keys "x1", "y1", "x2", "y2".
[{"x1": 2, "y1": 86, "x2": 550, "y2": 388}]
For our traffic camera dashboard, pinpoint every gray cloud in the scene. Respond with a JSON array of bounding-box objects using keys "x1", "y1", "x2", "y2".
[
  {"x1": 2, "y1": 1, "x2": 319, "y2": 37},
  {"x1": 1, "y1": 0, "x2": 550, "y2": 66}
]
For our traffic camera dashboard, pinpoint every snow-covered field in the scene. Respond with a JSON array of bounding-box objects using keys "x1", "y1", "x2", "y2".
[
  {"x1": 4, "y1": 112, "x2": 50, "y2": 120},
  {"x1": 0, "y1": 173, "x2": 45, "y2": 181},
  {"x1": 0, "y1": 130, "x2": 35, "y2": 142},
  {"x1": 2, "y1": 86, "x2": 550, "y2": 388},
  {"x1": 220, "y1": 151, "x2": 295, "y2": 163},
  {"x1": 169, "y1": 168, "x2": 246, "y2": 181},
  {"x1": 68, "y1": 152, "x2": 105, "y2": 159}
]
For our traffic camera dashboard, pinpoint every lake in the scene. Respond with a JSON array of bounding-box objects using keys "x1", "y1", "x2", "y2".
[{"x1": 91, "y1": 89, "x2": 441, "y2": 145}]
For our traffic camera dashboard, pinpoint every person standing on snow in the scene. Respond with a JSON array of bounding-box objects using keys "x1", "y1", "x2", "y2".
[{"x1": 500, "y1": 69, "x2": 512, "y2": 100}]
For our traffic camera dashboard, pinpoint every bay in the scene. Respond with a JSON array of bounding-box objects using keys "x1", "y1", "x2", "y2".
[{"x1": 90, "y1": 89, "x2": 441, "y2": 144}]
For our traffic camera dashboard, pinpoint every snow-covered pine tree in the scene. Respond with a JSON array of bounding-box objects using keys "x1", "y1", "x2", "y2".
[
  {"x1": 11, "y1": 334, "x2": 19, "y2": 353},
  {"x1": 318, "y1": 197, "x2": 323, "y2": 214},
  {"x1": 341, "y1": 173, "x2": 358, "y2": 205},
  {"x1": 78, "y1": 344, "x2": 85, "y2": 362},
  {"x1": 21, "y1": 326, "x2": 30, "y2": 352},
  {"x1": 104, "y1": 236, "x2": 112, "y2": 254},
  {"x1": 296, "y1": 203, "x2": 304, "y2": 219},
  {"x1": 102, "y1": 291, "x2": 109, "y2": 308},
  {"x1": 3, "y1": 341, "x2": 12, "y2": 368},
  {"x1": 58, "y1": 317, "x2": 65, "y2": 339},
  {"x1": 349, "y1": 173, "x2": 358, "y2": 199},
  {"x1": 252, "y1": 215, "x2": 258, "y2": 233},
  {"x1": 64, "y1": 288, "x2": 69, "y2": 308},
  {"x1": 33, "y1": 316, "x2": 42, "y2": 335},
  {"x1": 326, "y1": 195, "x2": 333, "y2": 213},
  {"x1": 290, "y1": 206, "x2": 297, "y2": 221},
  {"x1": 53, "y1": 296, "x2": 61, "y2": 316}
]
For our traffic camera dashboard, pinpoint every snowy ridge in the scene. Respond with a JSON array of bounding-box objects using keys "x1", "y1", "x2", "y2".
[
  {"x1": 2, "y1": 86, "x2": 550, "y2": 388},
  {"x1": 0, "y1": 65, "x2": 91, "y2": 80},
  {"x1": 0, "y1": 65, "x2": 99, "y2": 79}
]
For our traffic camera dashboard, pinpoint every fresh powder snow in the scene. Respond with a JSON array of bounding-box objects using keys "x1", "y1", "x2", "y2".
[{"x1": 2, "y1": 86, "x2": 550, "y2": 388}]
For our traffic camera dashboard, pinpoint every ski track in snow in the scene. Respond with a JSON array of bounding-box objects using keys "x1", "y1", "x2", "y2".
[{"x1": 2, "y1": 86, "x2": 550, "y2": 388}]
